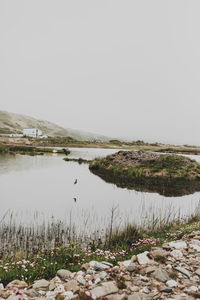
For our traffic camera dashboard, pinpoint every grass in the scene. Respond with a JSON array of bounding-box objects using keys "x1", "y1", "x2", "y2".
[
  {"x1": 63, "y1": 157, "x2": 91, "y2": 164},
  {"x1": 0, "y1": 145, "x2": 70, "y2": 156},
  {"x1": 0, "y1": 206, "x2": 199, "y2": 286},
  {"x1": 89, "y1": 152, "x2": 200, "y2": 196}
]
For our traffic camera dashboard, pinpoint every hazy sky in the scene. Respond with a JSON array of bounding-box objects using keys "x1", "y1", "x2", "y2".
[{"x1": 0, "y1": 0, "x2": 200, "y2": 145}]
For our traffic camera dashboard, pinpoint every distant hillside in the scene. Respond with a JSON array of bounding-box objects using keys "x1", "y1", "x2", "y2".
[{"x1": 0, "y1": 110, "x2": 110, "y2": 141}]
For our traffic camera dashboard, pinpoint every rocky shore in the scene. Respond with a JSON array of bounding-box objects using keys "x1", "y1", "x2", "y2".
[{"x1": 2, "y1": 231, "x2": 200, "y2": 299}]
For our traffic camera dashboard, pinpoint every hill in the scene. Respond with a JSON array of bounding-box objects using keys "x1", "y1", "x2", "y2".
[{"x1": 0, "y1": 110, "x2": 109, "y2": 141}]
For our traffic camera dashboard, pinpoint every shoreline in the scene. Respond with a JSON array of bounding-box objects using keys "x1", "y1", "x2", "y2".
[
  {"x1": 1, "y1": 135, "x2": 200, "y2": 156},
  {"x1": 0, "y1": 216, "x2": 200, "y2": 299}
]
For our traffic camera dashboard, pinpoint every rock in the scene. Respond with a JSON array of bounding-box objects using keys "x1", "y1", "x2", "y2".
[
  {"x1": 137, "y1": 251, "x2": 152, "y2": 265},
  {"x1": 89, "y1": 261, "x2": 110, "y2": 271},
  {"x1": 130, "y1": 286, "x2": 140, "y2": 292},
  {"x1": 145, "y1": 266, "x2": 157, "y2": 274},
  {"x1": 189, "y1": 244, "x2": 200, "y2": 252},
  {"x1": 76, "y1": 275, "x2": 86, "y2": 285},
  {"x1": 106, "y1": 295, "x2": 125, "y2": 300},
  {"x1": 151, "y1": 248, "x2": 168, "y2": 258},
  {"x1": 32, "y1": 279, "x2": 50, "y2": 291},
  {"x1": 57, "y1": 269, "x2": 72, "y2": 280},
  {"x1": 7, "y1": 296, "x2": 22, "y2": 300},
  {"x1": 170, "y1": 250, "x2": 183, "y2": 259},
  {"x1": 127, "y1": 294, "x2": 142, "y2": 300},
  {"x1": 81, "y1": 263, "x2": 90, "y2": 271},
  {"x1": 49, "y1": 281, "x2": 56, "y2": 291},
  {"x1": 166, "y1": 280, "x2": 177, "y2": 288},
  {"x1": 126, "y1": 263, "x2": 140, "y2": 272},
  {"x1": 99, "y1": 271, "x2": 108, "y2": 279},
  {"x1": 131, "y1": 255, "x2": 137, "y2": 263},
  {"x1": 24, "y1": 289, "x2": 39, "y2": 297},
  {"x1": 168, "y1": 240, "x2": 187, "y2": 249},
  {"x1": 152, "y1": 268, "x2": 170, "y2": 282},
  {"x1": 64, "y1": 280, "x2": 79, "y2": 293},
  {"x1": 187, "y1": 285, "x2": 198, "y2": 292},
  {"x1": 102, "y1": 261, "x2": 113, "y2": 267},
  {"x1": 195, "y1": 269, "x2": 200, "y2": 276},
  {"x1": 8, "y1": 280, "x2": 28, "y2": 289},
  {"x1": 174, "y1": 267, "x2": 190, "y2": 278},
  {"x1": 90, "y1": 281, "x2": 118, "y2": 298},
  {"x1": 160, "y1": 287, "x2": 173, "y2": 293},
  {"x1": 119, "y1": 260, "x2": 131, "y2": 267}
]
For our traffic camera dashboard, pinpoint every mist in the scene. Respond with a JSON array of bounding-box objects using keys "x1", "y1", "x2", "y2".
[{"x1": 0, "y1": 0, "x2": 200, "y2": 145}]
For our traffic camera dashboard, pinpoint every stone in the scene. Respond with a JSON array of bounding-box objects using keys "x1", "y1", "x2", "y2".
[
  {"x1": 195, "y1": 269, "x2": 200, "y2": 276},
  {"x1": 151, "y1": 248, "x2": 168, "y2": 258},
  {"x1": 57, "y1": 269, "x2": 72, "y2": 280},
  {"x1": 166, "y1": 280, "x2": 177, "y2": 288},
  {"x1": 32, "y1": 279, "x2": 50, "y2": 291},
  {"x1": 49, "y1": 280, "x2": 56, "y2": 291},
  {"x1": 189, "y1": 244, "x2": 200, "y2": 252},
  {"x1": 24, "y1": 289, "x2": 39, "y2": 297},
  {"x1": 102, "y1": 261, "x2": 113, "y2": 267},
  {"x1": 99, "y1": 271, "x2": 108, "y2": 279},
  {"x1": 174, "y1": 267, "x2": 190, "y2": 278},
  {"x1": 120, "y1": 260, "x2": 131, "y2": 267},
  {"x1": 76, "y1": 275, "x2": 86, "y2": 286},
  {"x1": 160, "y1": 287, "x2": 173, "y2": 293},
  {"x1": 145, "y1": 266, "x2": 157, "y2": 274},
  {"x1": 64, "y1": 280, "x2": 79, "y2": 293},
  {"x1": 127, "y1": 294, "x2": 142, "y2": 300},
  {"x1": 7, "y1": 296, "x2": 22, "y2": 300},
  {"x1": 168, "y1": 240, "x2": 187, "y2": 249},
  {"x1": 137, "y1": 251, "x2": 152, "y2": 265},
  {"x1": 187, "y1": 285, "x2": 198, "y2": 292},
  {"x1": 170, "y1": 250, "x2": 183, "y2": 259},
  {"x1": 8, "y1": 280, "x2": 28, "y2": 289},
  {"x1": 81, "y1": 263, "x2": 90, "y2": 271},
  {"x1": 153, "y1": 268, "x2": 170, "y2": 283},
  {"x1": 89, "y1": 260, "x2": 110, "y2": 271},
  {"x1": 106, "y1": 295, "x2": 125, "y2": 300},
  {"x1": 90, "y1": 281, "x2": 118, "y2": 298},
  {"x1": 131, "y1": 255, "x2": 137, "y2": 263},
  {"x1": 130, "y1": 286, "x2": 140, "y2": 292},
  {"x1": 126, "y1": 263, "x2": 140, "y2": 272}
]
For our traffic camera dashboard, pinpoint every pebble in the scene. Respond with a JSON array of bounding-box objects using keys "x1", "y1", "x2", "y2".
[{"x1": 3, "y1": 232, "x2": 200, "y2": 299}]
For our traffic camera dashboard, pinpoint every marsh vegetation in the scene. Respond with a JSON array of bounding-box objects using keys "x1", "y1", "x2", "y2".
[{"x1": 89, "y1": 150, "x2": 200, "y2": 196}]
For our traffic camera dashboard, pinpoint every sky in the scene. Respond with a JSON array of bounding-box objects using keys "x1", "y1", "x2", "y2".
[{"x1": 0, "y1": 0, "x2": 200, "y2": 145}]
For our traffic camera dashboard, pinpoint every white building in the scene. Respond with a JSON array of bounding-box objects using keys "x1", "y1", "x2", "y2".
[{"x1": 23, "y1": 128, "x2": 43, "y2": 138}]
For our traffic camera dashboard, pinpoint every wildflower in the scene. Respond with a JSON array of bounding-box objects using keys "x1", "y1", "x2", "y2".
[{"x1": 19, "y1": 291, "x2": 24, "y2": 295}]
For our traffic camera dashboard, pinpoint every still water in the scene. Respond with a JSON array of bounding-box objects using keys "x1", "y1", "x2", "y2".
[{"x1": 0, "y1": 148, "x2": 200, "y2": 232}]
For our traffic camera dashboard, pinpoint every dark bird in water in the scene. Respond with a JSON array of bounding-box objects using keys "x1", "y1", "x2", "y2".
[
  {"x1": 73, "y1": 198, "x2": 77, "y2": 203},
  {"x1": 74, "y1": 179, "x2": 78, "y2": 184}
]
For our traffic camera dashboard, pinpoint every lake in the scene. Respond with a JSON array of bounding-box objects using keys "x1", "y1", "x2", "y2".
[{"x1": 0, "y1": 148, "x2": 200, "y2": 235}]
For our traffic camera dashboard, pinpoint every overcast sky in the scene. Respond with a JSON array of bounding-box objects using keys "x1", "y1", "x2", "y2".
[{"x1": 0, "y1": 1, "x2": 200, "y2": 145}]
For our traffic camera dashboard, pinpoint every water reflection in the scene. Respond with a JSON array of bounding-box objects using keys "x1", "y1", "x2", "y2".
[{"x1": 0, "y1": 148, "x2": 199, "y2": 232}]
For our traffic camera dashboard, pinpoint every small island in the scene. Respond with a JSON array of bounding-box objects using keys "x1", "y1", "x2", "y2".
[{"x1": 89, "y1": 150, "x2": 200, "y2": 196}]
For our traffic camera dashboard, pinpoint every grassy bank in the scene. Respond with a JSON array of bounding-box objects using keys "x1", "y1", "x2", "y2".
[
  {"x1": 0, "y1": 144, "x2": 70, "y2": 156},
  {"x1": 2, "y1": 135, "x2": 200, "y2": 155},
  {"x1": 0, "y1": 212, "x2": 199, "y2": 286},
  {"x1": 89, "y1": 151, "x2": 200, "y2": 196}
]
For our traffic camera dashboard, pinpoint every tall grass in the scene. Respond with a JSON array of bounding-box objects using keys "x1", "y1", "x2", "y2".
[{"x1": 0, "y1": 200, "x2": 199, "y2": 258}]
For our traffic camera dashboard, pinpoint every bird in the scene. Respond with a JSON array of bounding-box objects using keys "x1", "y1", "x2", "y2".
[
  {"x1": 74, "y1": 179, "x2": 77, "y2": 184},
  {"x1": 73, "y1": 198, "x2": 77, "y2": 203}
]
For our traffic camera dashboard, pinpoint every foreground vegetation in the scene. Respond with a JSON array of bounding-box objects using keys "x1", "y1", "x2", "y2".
[
  {"x1": 89, "y1": 151, "x2": 200, "y2": 196},
  {"x1": 0, "y1": 211, "x2": 200, "y2": 286}
]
